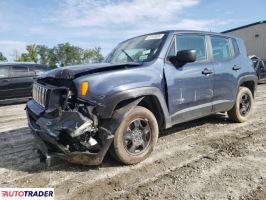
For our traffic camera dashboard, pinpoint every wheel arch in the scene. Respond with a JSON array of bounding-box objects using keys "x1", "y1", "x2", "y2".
[
  {"x1": 97, "y1": 87, "x2": 171, "y2": 129},
  {"x1": 237, "y1": 75, "x2": 258, "y2": 98},
  {"x1": 137, "y1": 95, "x2": 165, "y2": 130}
]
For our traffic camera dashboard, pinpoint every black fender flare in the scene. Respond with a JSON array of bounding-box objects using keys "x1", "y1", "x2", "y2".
[
  {"x1": 236, "y1": 74, "x2": 258, "y2": 97},
  {"x1": 96, "y1": 87, "x2": 171, "y2": 129}
]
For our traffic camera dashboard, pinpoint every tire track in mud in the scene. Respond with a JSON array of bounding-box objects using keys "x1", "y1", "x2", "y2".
[
  {"x1": 64, "y1": 119, "x2": 266, "y2": 200},
  {"x1": 104, "y1": 126, "x2": 266, "y2": 200},
  {"x1": 0, "y1": 104, "x2": 27, "y2": 133}
]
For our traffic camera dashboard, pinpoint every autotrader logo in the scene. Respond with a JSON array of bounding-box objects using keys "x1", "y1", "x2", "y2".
[{"x1": 0, "y1": 188, "x2": 54, "y2": 200}]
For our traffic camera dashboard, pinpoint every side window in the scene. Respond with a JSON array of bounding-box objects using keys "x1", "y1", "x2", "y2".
[
  {"x1": 11, "y1": 66, "x2": 29, "y2": 77},
  {"x1": 211, "y1": 36, "x2": 231, "y2": 62},
  {"x1": 175, "y1": 34, "x2": 207, "y2": 62},
  {"x1": 28, "y1": 67, "x2": 37, "y2": 76},
  {"x1": 231, "y1": 38, "x2": 240, "y2": 56},
  {"x1": 0, "y1": 66, "x2": 9, "y2": 78}
]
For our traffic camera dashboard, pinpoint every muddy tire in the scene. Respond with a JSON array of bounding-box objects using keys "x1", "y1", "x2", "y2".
[
  {"x1": 112, "y1": 106, "x2": 159, "y2": 165},
  {"x1": 228, "y1": 87, "x2": 254, "y2": 123}
]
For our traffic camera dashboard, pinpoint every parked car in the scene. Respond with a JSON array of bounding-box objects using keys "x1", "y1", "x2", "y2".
[
  {"x1": 26, "y1": 31, "x2": 257, "y2": 166},
  {"x1": 0, "y1": 62, "x2": 50, "y2": 103},
  {"x1": 249, "y1": 55, "x2": 266, "y2": 82}
]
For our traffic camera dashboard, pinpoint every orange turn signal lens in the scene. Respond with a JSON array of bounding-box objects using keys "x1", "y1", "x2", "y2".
[{"x1": 81, "y1": 81, "x2": 89, "y2": 96}]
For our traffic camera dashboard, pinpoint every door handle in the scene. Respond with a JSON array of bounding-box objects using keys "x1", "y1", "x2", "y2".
[
  {"x1": 202, "y1": 68, "x2": 213, "y2": 75},
  {"x1": 232, "y1": 65, "x2": 241, "y2": 71}
]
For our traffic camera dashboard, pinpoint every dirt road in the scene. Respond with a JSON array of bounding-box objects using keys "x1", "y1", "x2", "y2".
[{"x1": 0, "y1": 85, "x2": 265, "y2": 200}]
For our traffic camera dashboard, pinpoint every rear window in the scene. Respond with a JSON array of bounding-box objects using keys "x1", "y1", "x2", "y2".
[
  {"x1": 0, "y1": 66, "x2": 9, "y2": 78},
  {"x1": 11, "y1": 66, "x2": 29, "y2": 77},
  {"x1": 211, "y1": 36, "x2": 232, "y2": 62}
]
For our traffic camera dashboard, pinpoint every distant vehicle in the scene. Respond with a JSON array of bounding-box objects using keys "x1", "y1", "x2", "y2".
[
  {"x1": 250, "y1": 55, "x2": 266, "y2": 82},
  {"x1": 0, "y1": 62, "x2": 50, "y2": 103}
]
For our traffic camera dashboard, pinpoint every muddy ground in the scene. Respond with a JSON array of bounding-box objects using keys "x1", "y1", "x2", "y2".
[{"x1": 0, "y1": 85, "x2": 265, "y2": 200}]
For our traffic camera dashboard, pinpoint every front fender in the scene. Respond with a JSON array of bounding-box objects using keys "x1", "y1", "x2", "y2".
[{"x1": 97, "y1": 87, "x2": 171, "y2": 128}]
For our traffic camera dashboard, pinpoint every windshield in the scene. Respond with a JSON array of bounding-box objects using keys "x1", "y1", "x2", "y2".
[{"x1": 105, "y1": 33, "x2": 166, "y2": 64}]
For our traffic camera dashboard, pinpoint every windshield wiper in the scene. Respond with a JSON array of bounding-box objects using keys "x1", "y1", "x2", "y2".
[{"x1": 121, "y1": 49, "x2": 135, "y2": 62}]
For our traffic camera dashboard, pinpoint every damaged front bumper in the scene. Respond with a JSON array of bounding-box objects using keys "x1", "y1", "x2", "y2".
[{"x1": 26, "y1": 100, "x2": 114, "y2": 166}]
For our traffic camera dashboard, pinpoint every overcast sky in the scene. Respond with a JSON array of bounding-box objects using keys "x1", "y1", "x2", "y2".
[{"x1": 0, "y1": 0, "x2": 265, "y2": 60}]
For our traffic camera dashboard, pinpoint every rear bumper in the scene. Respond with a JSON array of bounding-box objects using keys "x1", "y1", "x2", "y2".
[{"x1": 26, "y1": 100, "x2": 114, "y2": 166}]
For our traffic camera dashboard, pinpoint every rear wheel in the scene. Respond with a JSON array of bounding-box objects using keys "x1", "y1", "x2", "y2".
[
  {"x1": 228, "y1": 87, "x2": 254, "y2": 123},
  {"x1": 112, "y1": 106, "x2": 159, "y2": 164}
]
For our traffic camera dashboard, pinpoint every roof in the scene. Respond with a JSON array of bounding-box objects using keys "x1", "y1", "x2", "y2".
[{"x1": 222, "y1": 21, "x2": 266, "y2": 33}]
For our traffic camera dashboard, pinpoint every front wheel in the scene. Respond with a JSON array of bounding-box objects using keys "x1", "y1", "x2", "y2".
[
  {"x1": 228, "y1": 87, "x2": 254, "y2": 123},
  {"x1": 112, "y1": 106, "x2": 159, "y2": 165}
]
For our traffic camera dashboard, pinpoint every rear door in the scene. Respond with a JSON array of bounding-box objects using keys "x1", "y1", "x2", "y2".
[
  {"x1": 9, "y1": 65, "x2": 34, "y2": 98},
  {"x1": 164, "y1": 33, "x2": 214, "y2": 124},
  {"x1": 0, "y1": 66, "x2": 11, "y2": 100},
  {"x1": 210, "y1": 36, "x2": 239, "y2": 112}
]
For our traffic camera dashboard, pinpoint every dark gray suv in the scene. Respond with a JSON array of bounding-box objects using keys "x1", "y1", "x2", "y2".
[{"x1": 26, "y1": 31, "x2": 257, "y2": 166}]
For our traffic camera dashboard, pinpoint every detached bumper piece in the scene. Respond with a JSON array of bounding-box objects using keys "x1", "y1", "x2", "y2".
[{"x1": 26, "y1": 101, "x2": 114, "y2": 166}]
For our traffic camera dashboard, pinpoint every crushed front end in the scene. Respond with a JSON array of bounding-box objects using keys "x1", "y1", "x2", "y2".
[{"x1": 26, "y1": 79, "x2": 114, "y2": 166}]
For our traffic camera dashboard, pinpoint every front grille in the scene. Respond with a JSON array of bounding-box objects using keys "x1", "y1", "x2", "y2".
[{"x1": 32, "y1": 83, "x2": 49, "y2": 107}]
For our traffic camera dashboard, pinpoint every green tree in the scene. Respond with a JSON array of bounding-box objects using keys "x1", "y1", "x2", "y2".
[
  {"x1": 0, "y1": 52, "x2": 7, "y2": 61},
  {"x1": 26, "y1": 44, "x2": 38, "y2": 63},
  {"x1": 36, "y1": 45, "x2": 50, "y2": 65},
  {"x1": 16, "y1": 44, "x2": 38, "y2": 62},
  {"x1": 48, "y1": 48, "x2": 57, "y2": 68},
  {"x1": 55, "y1": 43, "x2": 83, "y2": 67},
  {"x1": 82, "y1": 49, "x2": 95, "y2": 63},
  {"x1": 14, "y1": 42, "x2": 104, "y2": 67},
  {"x1": 17, "y1": 53, "x2": 30, "y2": 62},
  {"x1": 92, "y1": 46, "x2": 104, "y2": 63},
  {"x1": 82, "y1": 47, "x2": 104, "y2": 64}
]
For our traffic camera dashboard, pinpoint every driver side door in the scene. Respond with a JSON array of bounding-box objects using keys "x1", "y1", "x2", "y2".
[{"x1": 164, "y1": 34, "x2": 214, "y2": 124}]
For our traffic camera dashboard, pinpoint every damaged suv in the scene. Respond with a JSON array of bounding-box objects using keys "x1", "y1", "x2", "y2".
[{"x1": 26, "y1": 31, "x2": 258, "y2": 166}]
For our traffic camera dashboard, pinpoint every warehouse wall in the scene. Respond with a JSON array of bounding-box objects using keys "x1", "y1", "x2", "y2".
[{"x1": 224, "y1": 23, "x2": 266, "y2": 61}]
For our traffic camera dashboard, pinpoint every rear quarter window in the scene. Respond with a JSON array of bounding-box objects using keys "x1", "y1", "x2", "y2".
[
  {"x1": 231, "y1": 38, "x2": 240, "y2": 57},
  {"x1": 11, "y1": 66, "x2": 29, "y2": 77},
  {"x1": 210, "y1": 36, "x2": 232, "y2": 62}
]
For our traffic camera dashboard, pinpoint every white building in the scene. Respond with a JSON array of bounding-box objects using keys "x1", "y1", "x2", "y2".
[{"x1": 222, "y1": 21, "x2": 266, "y2": 61}]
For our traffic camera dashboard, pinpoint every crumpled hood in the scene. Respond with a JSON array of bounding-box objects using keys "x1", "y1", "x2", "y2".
[{"x1": 40, "y1": 62, "x2": 141, "y2": 80}]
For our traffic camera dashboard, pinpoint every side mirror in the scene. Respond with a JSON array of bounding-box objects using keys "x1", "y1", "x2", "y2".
[{"x1": 169, "y1": 49, "x2": 196, "y2": 66}]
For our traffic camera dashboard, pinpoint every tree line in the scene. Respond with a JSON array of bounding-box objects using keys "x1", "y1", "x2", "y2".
[{"x1": 0, "y1": 43, "x2": 104, "y2": 68}]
